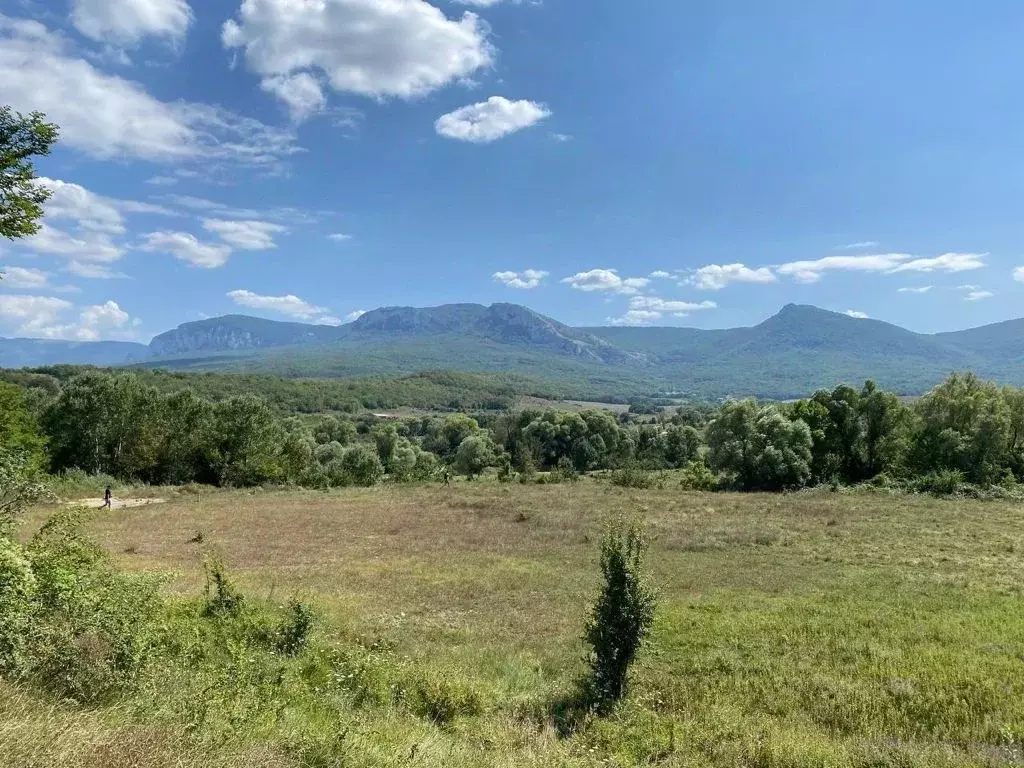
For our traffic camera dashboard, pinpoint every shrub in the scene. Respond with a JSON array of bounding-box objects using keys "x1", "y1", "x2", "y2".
[
  {"x1": 0, "y1": 537, "x2": 36, "y2": 672},
  {"x1": 914, "y1": 469, "x2": 967, "y2": 496},
  {"x1": 550, "y1": 456, "x2": 579, "y2": 484},
  {"x1": 609, "y1": 464, "x2": 653, "y2": 489},
  {"x1": 21, "y1": 508, "x2": 164, "y2": 704},
  {"x1": 273, "y1": 599, "x2": 315, "y2": 656},
  {"x1": 678, "y1": 460, "x2": 719, "y2": 491},
  {"x1": 202, "y1": 550, "x2": 244, "y2": 617},
  {"x1": 585, "y1": 519, "x2": 656, "y2": 714}
]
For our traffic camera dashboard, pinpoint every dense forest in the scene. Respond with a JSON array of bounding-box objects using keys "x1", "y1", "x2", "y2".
[{"x1": 2, "y1": 366, "x2": 1023, "y2": 496}]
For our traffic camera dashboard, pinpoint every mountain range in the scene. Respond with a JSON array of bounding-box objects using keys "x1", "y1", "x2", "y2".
[{"x1": 3, "y1": 302, "x2": 1024, "y2": 399}]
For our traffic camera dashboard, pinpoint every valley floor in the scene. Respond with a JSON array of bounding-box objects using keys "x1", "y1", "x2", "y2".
[{"x1": 7, "y1": 481, "x2": 1024, "y2": 767}]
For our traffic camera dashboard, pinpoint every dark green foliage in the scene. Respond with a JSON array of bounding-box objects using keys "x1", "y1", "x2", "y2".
[
  {"x1": 273, "y1": 599, "x2": 315, "y2": 656},
  {"x1": 0, "y1": 106, "x2": 58, "y2": 240},
  {"x1": 2, "y1": 508, "x2": 163, "y2": 704},
  {"x1": 608, "y1": 464, "x2": 654, "y2": 489},
  {"x1": 202, "y1": 551, "x2": 245, "y2": 618},
  {"x1": 585, "y1": 519, "x2": 656, "y2": 713}
]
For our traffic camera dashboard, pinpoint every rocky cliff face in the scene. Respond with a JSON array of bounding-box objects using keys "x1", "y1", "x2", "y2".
[{"x1": 148, "y1": 315, "x2": 346, "y2": 357}]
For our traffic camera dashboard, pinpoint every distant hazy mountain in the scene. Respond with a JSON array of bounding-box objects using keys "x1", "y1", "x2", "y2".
[{"x1": 4, "y1": 302, "x2": 1024, "y2": 399}]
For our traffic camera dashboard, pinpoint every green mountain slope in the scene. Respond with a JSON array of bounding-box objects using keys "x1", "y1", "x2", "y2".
[{"x1": 5, "y1": 302, "x2": 1024, "y2": 399}]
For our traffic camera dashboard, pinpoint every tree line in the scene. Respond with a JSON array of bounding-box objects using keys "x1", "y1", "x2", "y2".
[{"x1": 2, "y1": 368, "x2": 1024, "y2": 494}]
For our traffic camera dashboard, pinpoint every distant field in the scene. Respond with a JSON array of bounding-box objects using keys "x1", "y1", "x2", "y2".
[
  {"x1": 9, "y1": 481, "x2": 1024, "y2": 767},
  {"x1": 517, "y1": 396, "x2": 632, "y2": 413}
]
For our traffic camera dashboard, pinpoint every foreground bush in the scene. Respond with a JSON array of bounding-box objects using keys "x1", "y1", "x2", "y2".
[
  {"x1": 1, "y1": 508, "x2": 164, "y2": 704},
  {"x1": 585, "y1": 519, "x2": 656, "y2": 713}
]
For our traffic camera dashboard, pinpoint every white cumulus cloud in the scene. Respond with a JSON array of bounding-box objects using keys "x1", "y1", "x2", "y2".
[
  {"x1": 0, "y1": 295, "x2": 138, "y2": 340},
  {"x1": 202, "y1": 219, "x2": 287, "y2": 251},
  {"x1": 65, "y1": 262, "x2": 129, "y2": 280},
  {"x1": 777, "y1": 254, "x2": 909, "y2": 284},
  {"x1": 141, "y1": 232, "x2": 233, "y2": 268},
  {"x1": 629, "y1": 296, "x2": 716, "y2": 314},
  {"x1": 222, "y1": 0, "x2": 494, "y2": 115},
  {"x1": 345, "y1": 309, "x2": 367, "y2": 322},
  {"x1": 227, "y1": 289, "x2": 336, "y2": 324},
  {"x1": 965, "y1": 290, "x2": 994, "y2": 301},
  {"x1": 261, "y1": 72, "x2": 326, "y2": 122},
  {"x1": 0, "y1": 266, "x2": 50, "y2": 290},
  {"x1": 1015, "y1": 267, "x2": 1024, "y2": 282},
  {"x1": 71, "y1": 0, "x2": 192, "y2": 46},
  {"x1": 687, "y1": 263, "x2": 777, "y2": 291},
  {"x1": 845, "y1": 310, "x2": 869, "y2": 319},
  {"x1": 493, "y1": 269, "x2": 548, "y2": 289},
  {"x1": 607, "y1": 310, "x2": 662, "y2": 326},
  {"x1": 562, "y1": 269, "x2": 650, "y2": 295},
  {"x1": 888, "y1": 252, "x2": 986, "y2": 274},
  {"x1": 898, "y1": 286, "x2": 933, "y2": 294},
  {"x1": 328, "y1": 233, "x2": 353, "y2": 242},
  {"x1": 0, "y1": 16, "x2": 298, "y2": 168},
  {"x1": 436, "y1": 97, "x2": 550, "y2": 143}
]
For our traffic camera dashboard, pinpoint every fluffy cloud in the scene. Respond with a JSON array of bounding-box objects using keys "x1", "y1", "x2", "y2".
[
  {"x1": 227, "y1": 289, "x2": 337, "y2": 323},
  {"x1": 898, "y1": 286, "x2": 933, "y2": 294},
  {"x1": 202, "y1": 219, "x2": 287, "y2": 250},
  {"x1": 965, "y1": 290, "x2": 994, "y2": 301},
  {"x1": 649, "y1": 270, "x2": 672, "y2": 279},
  {"x1": 71, "y1": 0, "x2": 192, "y2": 45},
  {"x1": 222, "y1": 0, "x2": 494, "y2": 115},
  {"x1": 0, "y1": 16, "x2": 298, "y2": 167},
  {"x1": 65, "y1": 261, "x2": 129, "y2": 280},
  {"x1": 628, "y1": 296, "x2": 716, "y2": 314},
  {"x1": 435, "y1": 97, "x2": 550, "y2": 143},
  {"x1": 345, "y1": 310, "x2": 367, "y2": 322},
  {"x1": 328, "y1": 233, "x2": 353, "y2": 242},
  {"x1": 888, "y1": 253, "x2": 986, "y2": 274},
  {"x1": 562, "y1": 269, "x2": 650, "y2": 295},
  {"x1": 0, "y1": 295, "x2": 73, "y2": 335},
  {"x1": 687, "y1": 263, "x2": 777, "y2": 291},
  {"x1": 607, "y1": 310, "x2": 662, "y2": 326},
  {"x1": 845, "y1": 310, "x2": 869, "y2": 319},
  {"x1": 0, "y1": 295, "x2": 137, "y2": 340},
  {"x1": 777, "y1": 254, "x2": 909, "y2": 284},
  {"x1": 14, "y1": 178, "x2": 180, "y2": 269},
  {"x1": 839, "y1": 241, "x2": 879, "y2": 249},
  {"x1": 493, "y1": 269, "x2": 548, "y2": 289},
  {"x1": 776, "y1": 252, "x2": 985, "y2": 283},
  {"x1": 0, "y1": 266, "x2": 50, "y2": 289},
  {"x1": 261, "y1": 72, "x2": 326, "y2": 121},
  {"x1": 24, "y1": 225, "x2": 123, "y2": 263},
  {"x1": 36, "y1": 178, "x2": 125, "y2": 235},
  {"x1": 1015, "y1": 267, "x2": 1024, "y2": 282},
  {"x1": 141, "y1": 232, "x2": 233, "y2": 268}
]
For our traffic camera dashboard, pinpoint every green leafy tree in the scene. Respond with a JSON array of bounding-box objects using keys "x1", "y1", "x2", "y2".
[
  {"x1": 0, "y1": 382, "x2": 46, "y2": 469},
  {"x1": 707, "y1": 400, "x2": 812, "y2": 490},
  {"x1": 1, "y1": 107, "x2": 59, "y2": 241},
  {"x1": 454, "y1": 434, "x2": 500, "y2": 478},
  {"x1": 210, "y1": 395, "x2": 284, "y2": 486},
  {"x1": 339, "y1": 444, "x2": 384, "y2": 487},
  {"x1": 912, "y1": 373, "x2": 1011, "y2": 484}
]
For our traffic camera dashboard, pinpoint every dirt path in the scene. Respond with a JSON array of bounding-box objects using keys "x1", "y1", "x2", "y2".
[{"x1": 64, "y1": 498, "x2": 168, "y2": 510}]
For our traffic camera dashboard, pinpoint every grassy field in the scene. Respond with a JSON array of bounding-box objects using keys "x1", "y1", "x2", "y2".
[{"x1": 6, "y1": 480, "x2": 1024, "y2": 767}]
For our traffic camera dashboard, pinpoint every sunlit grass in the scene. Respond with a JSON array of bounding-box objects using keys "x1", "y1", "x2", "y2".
[{"x1": 10, "y1": 479, "x2": 1024, "y2": 766}]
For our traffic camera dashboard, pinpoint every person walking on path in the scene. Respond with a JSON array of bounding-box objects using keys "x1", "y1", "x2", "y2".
[{"x1": 103, "y1": 486, "x2": 112, "y2": 509}]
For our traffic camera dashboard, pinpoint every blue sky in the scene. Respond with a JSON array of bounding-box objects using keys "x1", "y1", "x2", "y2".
[{"x1": 1, "y1": 0, "x2": 1023, "y2": 342}]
